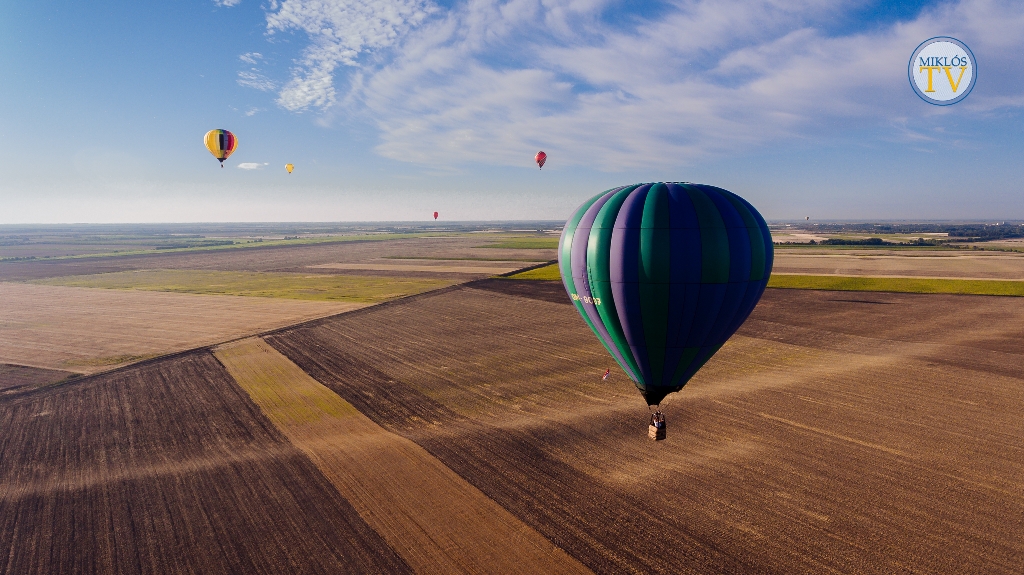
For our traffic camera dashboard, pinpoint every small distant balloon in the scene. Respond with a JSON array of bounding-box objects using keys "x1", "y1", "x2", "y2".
[
  {"x1": 535, "y1": 151, "x2": 547, "y2": 170},
  {"x1": 286, "y1": 163, "x2": 294, "y2": 174},
  {"x1": 805, "y1": 216, "x2": 809, "y2": 220},
  {"x1": 433, "y1": 211, "x2": 439, "y2": 220},
  {"x1": 204, "y1": 129, "x2": 237, "y2": 168}
]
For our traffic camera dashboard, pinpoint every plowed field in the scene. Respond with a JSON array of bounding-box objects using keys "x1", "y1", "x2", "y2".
[
  {"x1": 215, "y1": 338, "x2": 589, "y2": 575},
  {"x1": 266, "y1": 282, "x2": 1024, "y2": 575},
  {"x1": 0, "y1": 352, "x2": 411, "y2": 574}
]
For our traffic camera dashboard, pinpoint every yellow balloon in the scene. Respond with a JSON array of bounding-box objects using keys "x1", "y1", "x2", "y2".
[{"x1": 285, "y1": 163, "x2": 294, "y2": 174}]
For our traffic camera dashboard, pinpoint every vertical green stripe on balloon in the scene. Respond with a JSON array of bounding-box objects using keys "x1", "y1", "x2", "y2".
[
  {"x1": 668, "y1": 347, "x2": 701, "y2": 388},
  {"x1": 639, "y1": 184, "x2": 671, "y2": 385},
  {"x1": 721, "y1": 193, "x2": 765, "y2": 281},
  {"x1": 685, "y1": 187, "x2": 730, "y2": 283},
  {"x1": 588, "y1": 186, "x2": 643, "y2": 381}
]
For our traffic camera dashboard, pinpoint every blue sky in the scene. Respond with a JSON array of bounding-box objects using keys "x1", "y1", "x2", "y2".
[{"x1": 1, "y1": 0, "x2": 1022, "y2": 223}]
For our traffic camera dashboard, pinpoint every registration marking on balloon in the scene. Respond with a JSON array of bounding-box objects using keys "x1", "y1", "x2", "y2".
[{"x1": 570, "y1": 293, "x2": 602, "y2": 306}]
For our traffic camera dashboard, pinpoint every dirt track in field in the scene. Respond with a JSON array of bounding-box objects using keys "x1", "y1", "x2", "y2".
[
  {"x1": 0, "y1": 282, "x2": 363, "y2": 373},
  {"x1": 267, "y1": 282, "x2": 1024, "y2": 575},
  {"x1": 0, "y1": 352, "x2": 412, "y2": 575},
  {"x1": 215, "y1": 338, "x2": 590, "y2": 575},
  {"x1": 773, "y1": 248, "x2": 1024, "y2": 279}
]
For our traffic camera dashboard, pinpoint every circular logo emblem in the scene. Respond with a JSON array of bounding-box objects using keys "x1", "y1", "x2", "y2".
[{"x1": 909, "y1": 37, "x2": 976, "y2": 105}]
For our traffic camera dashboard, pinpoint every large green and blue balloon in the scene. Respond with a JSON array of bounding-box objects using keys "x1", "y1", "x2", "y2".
[{"x1": 559, "y1": 183, "x2": 773, "y2": 406}]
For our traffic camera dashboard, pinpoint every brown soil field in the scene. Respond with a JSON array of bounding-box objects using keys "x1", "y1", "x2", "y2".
[
  {"x1": 0, "y1": 282, "x2": 363, "y2": 373},
  {"x1": 0, "y1": 364, "x2": 75, "y2": 391},
  {"x1": 773, "y1": 248, "x2": 1024, "y2": 279},
  {"x1": 215, "y1": 338, "x2": 590, "y2": 575},
  {"x1": 0, "y1": 352, "x2": 412, "y2": 575},
  {"x1": 266, "y1": 282, "x2": 1024, "y2": 575},
  {"x1": 0, "y1": 236, "x2": 557, "y2": 282}
]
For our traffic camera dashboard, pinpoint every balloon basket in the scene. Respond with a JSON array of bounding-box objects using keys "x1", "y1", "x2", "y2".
[{"x1": 648, "y1": 413, "x2": 666, "y2": 441}]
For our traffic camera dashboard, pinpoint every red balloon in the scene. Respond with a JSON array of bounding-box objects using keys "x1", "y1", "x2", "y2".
[
  {"x1": 433, "y1": 211, "x2": 439, "y2": 220},
  {"x1": 535, "y1": 151, "x2": 547, "y2": 170}
]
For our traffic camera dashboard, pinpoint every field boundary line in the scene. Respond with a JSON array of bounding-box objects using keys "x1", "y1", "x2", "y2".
[{"x1": 494, "y1": 259, "x2": 557, "y2": 277}]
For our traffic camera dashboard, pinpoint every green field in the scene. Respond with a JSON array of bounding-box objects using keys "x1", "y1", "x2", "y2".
[
  {"x1": 34, "y1": 270, "x2": 456, "y2": 302},
  {"x1": 477, "y1": 238, "x2": 559, "y2": 249},
  {"x1": 767, "y1": 274, "x2": 1024, "y2": 296},
  {"x1": 506, "y1": 263, "x2": 561, "y2": 280},
  {"x1": 507, "y1": 264, "x2": 1024, "y2": 296}
]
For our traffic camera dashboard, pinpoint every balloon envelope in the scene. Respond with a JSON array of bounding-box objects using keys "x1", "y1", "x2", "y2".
[
  {"x1": 286, "y1": 163, "x2": 294, "y2": 174},
  {"x1": 433, "y1": 211, "x2": 439, "y2": 220},
  {"x1": 535, "y1": 151, "x2": 547, "y2": 169},
  {"x1": 558, "y1": 183, "x2": 773, "y2": 405},
  {"x1": 204, "y1": 130, "x2": 237, "y2": 165}
]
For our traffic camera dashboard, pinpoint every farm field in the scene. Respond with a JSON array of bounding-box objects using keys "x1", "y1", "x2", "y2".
[
  {"x1": 772, "y1": 247, "x2": 1024, "y2": 279},
  {"x1": 0, "y1": 282, "x2": 364, "y2": 374},
  {"x1": 266, "y1": 282, "x2": 1024, "y2": 575},
  {"x1": 0, "y1": 234, "x2": 558, "y2": 282},
  {"x1": 215, "y1": 338, "x2": 588, "y2": 575},
  {"x1": 32, "y1": 269, "x2": 454, "y2": 303},
  {"x1": 0, "y1": 352, "x2": 412, "y2": 575},
  {"x1": 3, "y1": 232, "x2": 1022, "y2": 574}
]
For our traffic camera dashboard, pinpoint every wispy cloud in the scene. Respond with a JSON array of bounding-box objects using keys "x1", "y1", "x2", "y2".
[
  {"x1": 265, "y1": 0, "x2": 436, "y2": 111},
  {"x1": 236, "y1": 52, "x2": 278, "y2": 91},
  {"x1": 214, "y1": 0, "x2": 242, "y2": 6},
  {"x1": 237, "y1": 162, "x2": 270, "y2": 169}
]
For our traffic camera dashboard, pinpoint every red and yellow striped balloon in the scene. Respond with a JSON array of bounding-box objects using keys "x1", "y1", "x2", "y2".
[{"x1": 204, "y1": 129, "x2": 237, "y2": 167}]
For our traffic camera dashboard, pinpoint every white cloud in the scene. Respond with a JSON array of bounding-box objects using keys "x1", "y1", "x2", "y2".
[
  {"x1": 265, "y1": 0, "x2": 437, "y2": 111},
  {"x1": 214, "y1": 0, "x2": 242, "y2": 6},
  {"x1": 237, "y1": 70, "x2": 277, "y2": 91},
  {"x1": 239, "y1": 52, "x2": 263, "y2": 65},
  {"x1": 237, "y1": 162, "x2": 270, "y2": 169},
  {"x1": 244, "y1": 107, "x2": 264, "y2": 116}
]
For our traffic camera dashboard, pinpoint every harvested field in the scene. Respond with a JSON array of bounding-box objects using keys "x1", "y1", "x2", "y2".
[
  {"x1": 215, "y1": 338, "x2": 590, "y2": 575},
  {"x1": 267, "y1": 284, "x2": 1024, "y2": 574},
  {"x1": 0, "y1": 282, "x2": 363, "y2": 373},
  {"x1": 0, "y1": 236, "x2": 557, "y2": 282},
  {"x1": 309, "y1": 261, "x2": 523, "y2": 275},
  {"x1": 33, "y1": 269, "x2": 454, "y2": 303},
  {"x1": 0, "y1": 352, "x2": 412, "y2": 575},
  {"x1": 773, "y1": 247, "x2": 1024, "y2": 279},
  {"x1": 0, "y1": 364, "x2": 75, "y2": 391}
]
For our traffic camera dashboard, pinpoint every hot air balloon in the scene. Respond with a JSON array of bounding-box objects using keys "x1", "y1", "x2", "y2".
[
  {"x1": 805, "y1": 216, "x2": 809, "y2": 221},
  {"x1": 559, "y1": 183, "x2": 773, "y2": 419},
  {"x1": 204, "y1": 129, "x2": 237, "y2": 168},
  {"x1": 433, "y1": 211, "x2": 439, "y2": 220},
  {"x1": 286, "y1": 163, "x2": 294, "y2": 174},
  {"x1": 535, "y1": 151, "x2": 547, "y2": 169}
]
